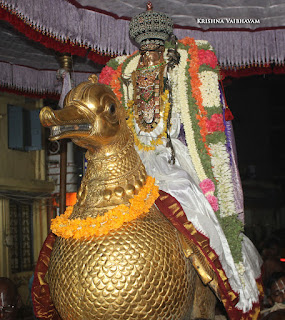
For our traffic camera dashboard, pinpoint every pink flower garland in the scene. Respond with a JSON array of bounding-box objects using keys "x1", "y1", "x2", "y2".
[
  {"x1": 206, "y1": 114, "x2": 225, "y2": 133},
  {"x1": 200, "y1": 178, "x2": 219, "y2": 211},
  {"x1": 198, "y1": 49, "x2": 218, "y2": 69},
  {"x1": 98, "y1": 65, "x2": 115, "y2": 85},
  {"x1": 200, "y1": 178, "x2": 215, "y2": 194},
  {"x1": 205, "y1": 194, "x2": 219, "y2": 212}
]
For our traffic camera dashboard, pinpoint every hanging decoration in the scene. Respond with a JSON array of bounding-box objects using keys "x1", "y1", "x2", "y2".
[
  {"x1": 0, "y1": 61, "x2": 93, "y2": 97},
  {"x1": 1, "y1": 0, "x2": 285, "y2": 67}
]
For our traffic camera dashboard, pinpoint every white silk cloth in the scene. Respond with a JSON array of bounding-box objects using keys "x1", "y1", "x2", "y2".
[{"x1": 136, "y1": 112, "x2": 262, "y2": 312}]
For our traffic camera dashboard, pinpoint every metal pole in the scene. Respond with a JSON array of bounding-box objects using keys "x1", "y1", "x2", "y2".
[
  {"x1": 47, "y1": 197, "x2": 53, "y2": 232},
  {"x1": 59, "y1": 140, "x2": 67, "y2": 214},
  {"x1": 58, "y1": 54, "x2": 72, "y2": 215}
]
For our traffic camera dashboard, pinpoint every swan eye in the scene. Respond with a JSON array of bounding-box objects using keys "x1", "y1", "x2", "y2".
[{"x1": 109, "y1": 103, "x2": 116, "y2": 114}]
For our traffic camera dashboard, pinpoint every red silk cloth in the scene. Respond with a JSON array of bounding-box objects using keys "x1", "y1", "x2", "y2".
[
  {"x1": 31, "y1": 233, "x2": 61, "y2": 320},
  {"x1": 155, "y1": 190, "x2": 263, "y2": 320}
]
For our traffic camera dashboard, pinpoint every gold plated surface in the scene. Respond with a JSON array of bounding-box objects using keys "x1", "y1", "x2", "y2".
[
  {"x1": 40, "y1": 75, "x2": 146, "y2": 216},
  {"x1": 40, "y1": 76, "x2": 216, "y2": 320},
  {"x1": 48, "y1": 207, "x2": 196, "y2": 320},
  {"x1": 57, "y1": 54, "x2": 72, "y2": 72}
]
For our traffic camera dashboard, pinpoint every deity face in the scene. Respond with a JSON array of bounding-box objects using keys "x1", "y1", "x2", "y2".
[
  {"x1": 140, "y1": 48, "x2": 164, "y2": 67},
  {"x1": 269, "y1": 276, "x2": 285, "y2": 305}
]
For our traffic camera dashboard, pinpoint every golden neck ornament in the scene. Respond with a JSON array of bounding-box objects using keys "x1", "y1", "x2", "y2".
[
  {"x1": 50, "y1": 176, "x2": 159, "y2": 239},
  {"x1": 70, "y1": 126, "x2": 148, "y2": 219},
  {"x1": 136, "y1": 61, "x2": 165, "y2": 71}
]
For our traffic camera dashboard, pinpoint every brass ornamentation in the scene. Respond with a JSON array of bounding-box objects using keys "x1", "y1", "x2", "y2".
[{"x1": 40, "y1": 77, "x2": 216, "y2": 319}]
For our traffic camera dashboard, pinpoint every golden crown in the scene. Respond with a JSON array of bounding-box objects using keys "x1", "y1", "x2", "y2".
[{"x1": 129, "y1": 2, "x2": 173, "y2": 50}]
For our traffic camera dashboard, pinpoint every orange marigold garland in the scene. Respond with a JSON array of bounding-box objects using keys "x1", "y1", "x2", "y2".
[
  {"x1": 110, "y1": 64, "x2": 123, "y2": 103},
  {"x1": 51, "y1": 176, "x2": 159, "y2": 240},
  {"x1": 185, "y1": 37, "x2": 211, "y2": 155}
]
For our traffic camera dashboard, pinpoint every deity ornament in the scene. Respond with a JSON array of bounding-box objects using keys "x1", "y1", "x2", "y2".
[
  {"x1": 133, "y1": 57, "x2": 166, "y2": 132},
  {"x1": 34, "y1": 75, "x2": 218, "y2": 320}
]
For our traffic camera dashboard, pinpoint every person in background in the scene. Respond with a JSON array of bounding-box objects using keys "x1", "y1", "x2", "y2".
[
  {"x1": 261, "y1": 236, "x2": 285, "y2": 285},
  {"x1": 261, "y1": 272, "x2": 285, "y2": 320},
  {"x1": 0, "y1": 277, "x2": 21, "y2": 320}
]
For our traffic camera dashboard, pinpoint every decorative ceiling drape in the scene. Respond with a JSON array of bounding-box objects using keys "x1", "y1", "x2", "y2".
[{"x1": 1, "y1": 0, "x2": 285, "y2": 96}]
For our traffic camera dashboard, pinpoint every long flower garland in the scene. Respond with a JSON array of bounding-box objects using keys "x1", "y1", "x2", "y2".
[
  {"x1": 177, "y1": 37, "x2": 218, "y2": 206},
  {"x1": 172, "y1": 48, "x2": 207, "y2": 182},
  {"x1": 51, "y1": 176, "x2": 159, "y2": 240},
  {"x1": 183, "y1": 38, "x2": 211, "y2": 155},
  {"x1": 177, "y1": 37, "x2": 243, "y2": 262},
  {"x1": 98, "y1": 38, "x2": 243, "y2": 263}
]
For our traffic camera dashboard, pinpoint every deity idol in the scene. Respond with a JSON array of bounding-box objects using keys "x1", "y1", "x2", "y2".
[{"x1": 99, "y1": 2, "x2": 263, "y2": 318}]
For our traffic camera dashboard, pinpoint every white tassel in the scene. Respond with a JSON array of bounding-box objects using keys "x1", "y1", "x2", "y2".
[{"x1": 57, "y1": 69, "x2": 72, "y2": 109}]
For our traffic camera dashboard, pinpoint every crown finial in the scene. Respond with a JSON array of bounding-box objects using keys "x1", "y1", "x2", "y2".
[{"x1": 146, "y1": 1, "x2": 153, "y2": 11}]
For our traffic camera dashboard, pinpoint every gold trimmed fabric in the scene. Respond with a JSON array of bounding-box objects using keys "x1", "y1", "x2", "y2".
[{"x1": 155, "y1": 190, "x2": 263, "y2": 320}]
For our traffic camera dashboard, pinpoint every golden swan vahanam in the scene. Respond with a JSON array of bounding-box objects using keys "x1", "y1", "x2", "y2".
[{"x1": 40, "y1": 74, "x2": 217, "y2": 320}]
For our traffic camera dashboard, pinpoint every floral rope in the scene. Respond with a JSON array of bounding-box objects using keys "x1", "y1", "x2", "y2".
[
  {"x1": 175, "y1": 48, "x2": 207, "y2": 182},
  {"x1": 184, "y1": 37, "x2": 211, "y2": 155},
  {"x1": 51, "y1": 176, "x2": 159, "y2": 240},
  {"x1": 173, "y1": 38, "x2": 242, "y2": 263},
  {"x1": 210, "y1": 142, "x2": 236, "y2": 218}
]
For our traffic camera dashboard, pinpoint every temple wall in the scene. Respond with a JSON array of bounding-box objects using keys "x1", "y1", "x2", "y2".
[
  {"x1": 0, "y1": 93, "x2": 49, "y2": 190},
  {"x1": 0, "y1": 92, "x2": 54, "y2": 306}
]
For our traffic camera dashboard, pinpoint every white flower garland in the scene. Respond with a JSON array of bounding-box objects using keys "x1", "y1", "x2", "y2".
[
  {"x1": 235, "y1": 261, "x2": 246, "y2": 288},
  {"x1": 174, "y1": 49, "x2": 207, "y2": 182},
  {"x1": 115, "y1": 55, "x2": 129, "y2": 65},
  {"x1": 195, "y1": 40, "x2": 214, "y2": 51},
  {"x1": 198, "y1": 71, "x2": 221, "y2": 108},
  {"x1": 209, "y1": 142, "x2": 236, "y2": 217},
  {"x1": 121, "y1": 53, "x2": 139, "y2": 106}
]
